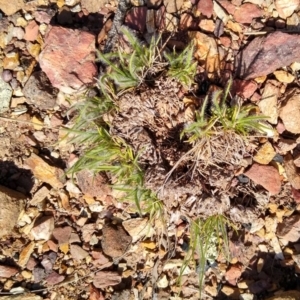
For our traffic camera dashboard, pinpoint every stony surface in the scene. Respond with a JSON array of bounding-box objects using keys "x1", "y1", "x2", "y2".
[
  {"x1": 0, "y1": 265, "x2": 19, "y2": 277},
  {"x1": 236, "y1": 32, "x2": 300, "y2": 79},
  {"x1": 0, "y1": 294, "x2": 42, "y2": 300},
  {"x1": 277, "y1": 215, "x2": 300, "y2": 242},
  {"x1": 244, "y1": 163, "x2": 281, "y2": 195},
  {"x1": 31, "y1": 216, "x2": 55, "y2": 241},
  {"x1": 279, "y1": 88, "x2": 300, "y2": 134},
  {"x1": 0, "y1": 77, "x2": 13, "y2": 112},
  {"x1": 0, "y1": 0, "x2": 24, "y2": 16},
  {"x1": 23, "y1": 71, "x2": 59, "y2": 110},
  {"x1": 101, "y1": 223, "x2": 132, "y2": 258},
  {"x1": 93, "y1": 271, "x2": 122, "y2": 289},
  {"x1": 0, "y1": 185, "x2": 25, "y2": 238},
  {"x1": 39, "y1": 26, "x2": 97, "y2": 94}
]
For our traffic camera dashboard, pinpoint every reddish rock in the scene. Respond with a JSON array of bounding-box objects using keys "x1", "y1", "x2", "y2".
[
  {"x1": 24, "y1": 20, "x2": 39, "y2": 41},
  {"x1": 93, "y1": 271, "x2": 121, "y2": 289},
  {"x1": 225, "y1": 264, "x2": 242, "y2": 286},
  {"x1": 33, "y1": 11, "x2": 54, "y2": 24},
  {"x1": 244, "y1": 163, "x2": 281, "y2": 195},
  {"x1": 76, "y1": 170, "x2": 111, "y2": 198},
  {"x1": 0, "y1": 265, "x2": 18, "y2": 277},
  {"x1": 219, "y1": 36, "x2": 231, "y2": 48},
  {"x1": 179, "y1": 13, "x2": 193, "y2": 30},
  {"x1": 292, "y1": 188, "x2": 300, "y2": 203},
  {"x1": 197, "y1": 0, "x2": 213, "y2": 18},
  {"x1": 233, "y1": 3, "x2": 262, "y2": 24},
  {"x1": 284, "y1": 153, "x2": 300, "y2": 190},
  {"x1": 125, "y1": 7, "x2": 147, "y2": 32},
  {"x1": 233, "y1": 79, "x2": 257, "y2": 99},
  {"x1": 217, "y1": 0, "x2": 236, "y2": 15},
  {"x1": 101, "y1": 223, "x2": 132, "y2": 258},
  {"x1": 46, "y1": 271, "x2": 65, "y2": 285},
  {"x1": 39, "y1": 26, "x2": 97, "y2": 94},
  {"x1": 236, "y1": 32, "x2": 300, "y2": 79},
  {"x1": 52, "y1": 226, "x2": 72, "y2": 245},
  {"x1": 277, "y1": 214, "x2": 300, "y2": 242}
]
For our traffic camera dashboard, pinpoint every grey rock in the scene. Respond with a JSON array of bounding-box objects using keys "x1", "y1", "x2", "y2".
[
  {"x1": 23, "y1": 71, "x2": 58, "y2": 110},
  {"x1": 0, "y1": 76, "x2": 12, "y2": 112}
]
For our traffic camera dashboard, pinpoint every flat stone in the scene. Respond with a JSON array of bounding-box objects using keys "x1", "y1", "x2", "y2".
[
  {"x1": 275, "y1": 0, "x2": 299, "y2": 19},
  {"x1": 46, "y1": 271, "x2": 65, "y2": 285},
  {"x1": 0, "y1": 0, "x2": 24, "y2": 15},
  {"x1": 259, "y1": 81, "x2": 279, "y2": 125},
  {"x1": 76, "y1": 170, "x2": 111, "y2": 198},
  {"x1": 18, "y1": 242, "x2": 35, "y2": 268},
  {"x1": 122, "y1": 218, "x2": 152, "y2": 243},
  {"x1": 163, "y1": 0, "x2": 184, "y2": 13},
  {"x1": 30, "y1": 186, "x2": 50, "y2": 206},
  {"x1": 277, "y1": 215, "x2": 300, "y2": 242},
  {"x1": 125, "y1": 7, "x2": 147, "y2": 32},
  {"x1": 197, "y1": 0, "x2": 213, "y2": 18},
  {"x1": 70, "y1": 244, "x2": 89, "y2": 261},
  {"x1": 0, "y1": 185, "x2": 25, "y2": 238},
  {"x1": 31, "y1": 215, "x2": 54, "y2": 241},
  {"x1": 284, "y1": 153, "x2": 300, "y2": 190},
  {"x1": 233, "y1": 3, "x2": 262, "y2": 24},
  {"x1": 253, "y1": 142, "x2": 276, "y2": 165},
  {"x1": 279, "y1": 88, "x2": 300, "y2": 134},
  {"x1": 244, "y1": 163, "x2": 281, "y2": 195},
  {"x1": 0, "y1": 76, "x2": 12, "y2": 113},
  {"x1": 3, "y1": 52, "x2": 20, "y2": 70},
  {"x1": 234, "y1": 79, "x2": 257, "y2": 99},
  {"x1": 25, "y1": 153, "x2": 65, "y2": 189},
  {"x1": 23, "y1": 71, "x2": 58, "y2": 110},
  {"x1": 24, "y1": 20, "x2": 39, "y2": 42},
  {"x1": 39, "y1": 26, "x2": 97, "y2": 94},
  {"x1": 147, "y1": 0, "x2": 162, "y2": 7},
  {"x1": 236, "y1": 32, "x2": 300, "y2": 79},
  {"x1": 81, "y1": 0, "x2": 107, "y2": 13},
  {"x1": 199, "y1": 19, "x2": 215, "y2": 32},
  {"x1": 101, "y1": 223, "x2": 132, "y2": 258},
  {"x1": 0, "y1": 265, "x2": 19, "y2": 278},
  {"x1": 52, "y1": 226, "x2": 72, "y2": 245},
  {"x1": 93, "y1": 271, "x2": 121, "y2": 289}
]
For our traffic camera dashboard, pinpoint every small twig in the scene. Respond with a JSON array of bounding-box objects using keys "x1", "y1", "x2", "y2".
[{"x1": 0, "y1": 115, "x2": 52, "y2": 128}]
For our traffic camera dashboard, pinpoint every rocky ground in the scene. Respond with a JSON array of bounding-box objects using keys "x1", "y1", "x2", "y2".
[{"x1": 2, "y1": 0, "x2": 300, "y2": 299}]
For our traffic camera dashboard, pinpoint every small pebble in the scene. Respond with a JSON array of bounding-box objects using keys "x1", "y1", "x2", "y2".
[{"x1": 2, "y1": 70, "x2": 13, "y2": 82}]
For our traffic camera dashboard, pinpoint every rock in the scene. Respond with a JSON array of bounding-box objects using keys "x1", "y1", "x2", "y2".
[
  {"x1": 199, "y1": 19, "x2": 215, "y2": 32},
  {"x1": 0, "y1": 0, "x2": 24, "y2": 16},
  {"x1": 81, "y1": 0, "x2": 107, "y2": 13},
  {"x1": 26, "y1": 42, "x2": 41, "y2": 59},
  {"x1": 39, "y1": 26, "x2": 97, "y2": 94},
  {"x1": 2, "y1": 70, "x2": 13, "y2": 82},
  {"x1": 234, "y1": 79, "x2": 257, "y2": 99},
  {"x1": 0, "y1": 294, "x2": 42, "y2": 300},
  {"x1": 93, "y1": 271, "x2": 122, "y2": 289},
  {"x1": 197, "y1": 0, "x2": 213, "y2": 18},
  {"x1": 0, "y1": 185, "x2": 25, "y2": 238},
  {"x1": 225, "y1": 264, "x2": 242, "y2": 286},
  {"x1": 76, "y1": 170, "x2": 111, "y2": 198},
  {"x1": 253, "y1": 142, "x2": 276, "y2": 165},
  {"x1": 52, "y1": 226, "x2": 72, "y2": 245},
  {"x1": 125, "y1": 7, "x2": 147, "y2": 32},
  {"x1": 157, "y1": 274, "x2": 169, "y2": 288},
  {"x1": 101, "y1": 223, "x2": 132, "y2": 258},
  {"x1": 70, "y1": 244, "x2": 89, "y2": 260},
  {"x1": 279, "y1": 88, "x2": 300, "y2": 134},
  {"x1": 33, "y1": 267, "x2": 46, "y2": 283},
  {"x1": 33, "y1": 10, "x2": 54, "y2": 24},
  {"x1": 0, "y1": 265, "x2": 19, "y2": 277},
  {"x1": 25, "y1": 153, "x2": 65, "y2": 189},
  {"x1": 236, "y1": 32, "x2": 300, "y2": 79},
  {"x1": 46, "y1": 271, "x2": 65, "y2": 285},
  {"x1": 233, "y1": 3, "x2": 262, "y2": 24},
  {"x1": 3, "y1": 52, "x2": 20, "y2": 70},
  {"x1": 259, "y1": 81, "x2": 279, "y2": 125},
  {"x1": 277, "y1": 214, "x2": 300, "y2": 242},
  {"x1": 275, "y1": 0, "x2": 299, "y2": 19},
  {"x1": 23, "y1": 71, "x2": 58, "y2": 110},
  {"x1": 0, "y1": 76, "x2": 12, "y2": 112},
  {"x1": 18, "y1": 242, "x2": 35, "y2": 268},
  {"x1": 274, "y1": 70, "x2": 295, "y2": 83},
  {"x1": 163, "y1": 0, "x2": 184, "y2": 13},
  {"x1": 31, "y1": 215, "x2": 54, "y2": 241},
  {"x1": 179, "y1": 13, "x2": 193, "y2": 30},
  {"x1": 122, "y1": 218, "x2": 153, "y2": 243},
  {"x1": 30, "y1": 186, "x2": 50, "y2": 206},
  {"x1": 244, "y1": 163, "x2": 281, "y2": 195},
  {"x1": 284, "y1": 153, "x2": 300, "y2": 190},
  {"x1": 24, "y1": 20, "x2": 39, "y2": 42}
]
